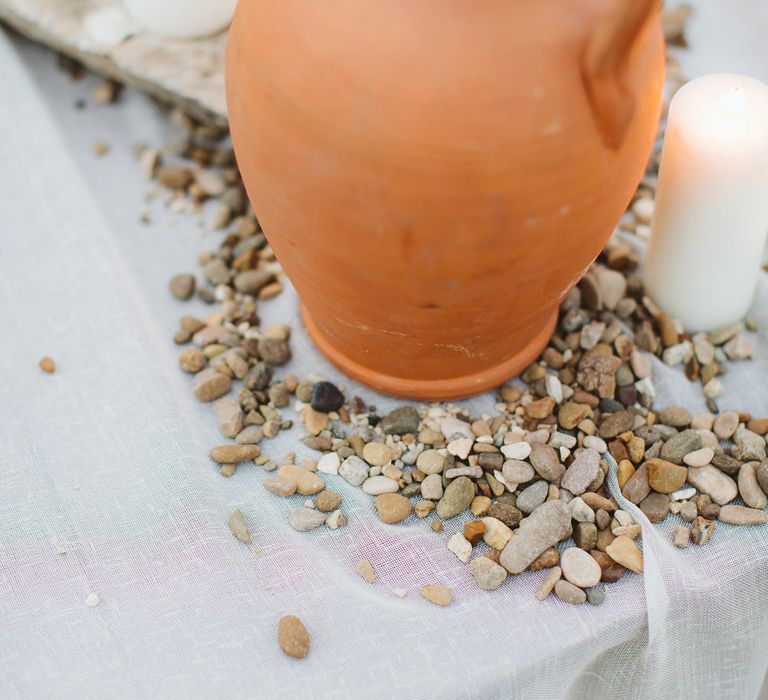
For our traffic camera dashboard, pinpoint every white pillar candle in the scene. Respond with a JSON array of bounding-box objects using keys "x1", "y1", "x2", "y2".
[{"x1": 643, "y1": 73, "x2": 768, "y2": 331}]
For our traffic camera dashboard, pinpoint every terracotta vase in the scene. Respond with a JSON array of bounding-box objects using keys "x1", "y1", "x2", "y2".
[{"x1": 226, "y1": 0, "x2": 665, "y2": 399}]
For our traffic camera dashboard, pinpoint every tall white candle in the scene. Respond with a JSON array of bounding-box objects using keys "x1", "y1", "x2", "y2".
[{"x1": 643, "y1": 73, "x2": 768, "y2": 332}]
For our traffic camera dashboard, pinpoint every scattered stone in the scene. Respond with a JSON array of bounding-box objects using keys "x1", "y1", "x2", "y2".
[
  {"x1": 464, "y1": 520, "x2": 486, "y2": 545},
  {"x1": 482, "y1": 517, "x2": 513, "y2": 550},
  {"x1": 639, "y1": 492, "x2": 670, "y2": 522},
  {"x1": 713, "y1": 411, "x2": 739, "y2": 440},
  {"x1": 447, "y1": 533, "x2": 472, "y2": 563},
  {"x1": 529, "y1": 444, "x2": 565, "y2": 481},
  {"x1": 738, "y1": 462, "x2": 768, "y2": 509},
  {"x1": 622, "y1": 462, "x2": 651, "y2": 504},
  {"x1": 317, "y1": 452, "x2": 341, "y2": 475},
  {"x1": 310, "y1": 381, "x2": 344, "y2": 412},
  {"x1": 84, "y1": 592, "x2": 101, "y2": 607},
  {"x1": 733, "y1": 426, "x2": 766, "y2": 461},
  {"x1": 214, "y1": 396, "x2": 243, "y2": 438},
  {"x1": 647, "y1": 458, "x2": 688, "y2": 494},
  {"x1": 277, "y1": 464, "x2": 325, "y2": 495},
  {"x1": 687, "y1": 466, "x2": 738, "y2": 505},
  {"x1": 535, "y1": 566, "x2": 562, "y2": 600},
  {"x1": 416, "y1": 449, "x2": 446, "y2": 475},
  {"x1": 380, "y1": 406, "x2": 420, "y2": 435},
  {"x1": 289, "y1": 506, "x2": 327, "y2": 531},
  {"x1": 325, "y1": 510, "x2": 347, "y2": 529},
  {"x1": 363, "y1": 442, "x2": 392, "y2": 467},
  {"x1": 502, "y1": 460, "x2": 535, "y2": 485},
  {"x1": 316, "y1": 490, "x2": 342, "y2": 512},
  {"x1": 471, "y1": 557, "x2": 508, "y2": 590},
  {"x1": 355, "y1": 559, "x2": 377, "y2": 583},
  {"x1": 436, "y1": 477, "x2": 475, "y2": 519},
  {"x1": 264, "y1": 476, "x2": 297, "y2": 497},
  {"x1": 210, "y1": 444, "x2": 259, "y2": 464},
  {"x1": 421, "y1": 473, "x2": 444, "y2": 500},
  {"x1": 500, "y1": 501, "x2": 572, "y2": 574},
  {"x1": 516, "y1": 480, "x2": 549, "y2": 514},
  {"x1": 278, "y1": 615, "x2": 310, "y2": 659},
  {"x1": 554, "y1": 580, "x2": 586, "y2": 605},
  {"x1": 374, "y1": 494, "x2": 412, "y2": 524},
  {"x1": 673, "y1": 526, "x2": 691, "y2": 548},
  {"x1": 605, "y1": 535, "x2": 643, "y2": 573},
  {"x1": 169, "y1": 273, "x2": 196, "y2": 300},
  {"x1": 585, "y1": 585, "x2": 606, "y2": 606},
  {"x1": 193, "y1": 368, "x2": 232, "y2": 401},
  {"x1": 419, "y1": 584, "x2": 452, "y2": 606},
  {"x1": 660, "y1": 430, "x2": 701, "y2": 464},
  {"x1": 362, "y1": 476, "x2": 400, "y2": 495},
  {"x1": 414, "y1": 500, "x2": 436, "y2": 518},
  {"x1": 228, "y1": 508, "x2": 251, "y2": 544},
  {"x1": 718, "y1": 504, "x2": 768, "y2": 526},
  {"x1": 658, "y1": 406, "x2": 691, "y2": 428},
  {"x1": 339, "y1": 456, "x2": 369, "y2": 487},
  {"x1": 683, "y1": 447, "x2": 713, "y2": 467},
  {"x1": 560, "y1": 448, "x2": 600, "y2": 495},
  {"x1": 487, "y1": 502, "x2": 523, "y2": 528},
  {"x1": 757, "y1": 461, "x2": 768, "y2": 494},
  {"x1": 560, "y1": 547, "x2": 602, "y2": 588}
]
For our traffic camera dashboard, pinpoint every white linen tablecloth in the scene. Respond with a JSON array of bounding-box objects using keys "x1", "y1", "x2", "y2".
[{"x1": 1, "y1": 9, "x2": 766, "y2": 698}]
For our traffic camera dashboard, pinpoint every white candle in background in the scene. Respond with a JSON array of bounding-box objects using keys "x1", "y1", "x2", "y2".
[{"x1": 643, "y1": 73, "x2": 768, "y2": 332}]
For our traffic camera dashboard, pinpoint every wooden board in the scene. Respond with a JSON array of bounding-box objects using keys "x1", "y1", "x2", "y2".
[{"x1": 0, "y1": 0, "x2": 227, "y2": 126}]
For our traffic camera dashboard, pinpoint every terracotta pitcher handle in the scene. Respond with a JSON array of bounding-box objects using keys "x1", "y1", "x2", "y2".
[{"x1": 581, "y1": 0, "x2": 662, "y2": 149}]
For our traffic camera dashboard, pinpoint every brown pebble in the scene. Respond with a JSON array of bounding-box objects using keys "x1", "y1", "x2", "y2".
[
  {"x1": 529, "y1": 548, "x2": 560, "y2": 571},
  {"x1": 39, "y1": 356, "x2": 56, "y2": 373},
  {"x1": 464, "y1": 520, "x2": 486, "y2": 545},
  {"x1": 179, "y1": 348, "x2": 206, "y2": 373},
  {"x1": 590, "y1": 550, "x2": 625, "y2": 583},
  {"x1": 355, "y1": 559, "x2": 377, "y2": 583},
  {"x1": 228, "y1": 508, "x2": 251, "y2": 544},
  {"x1": 210, "y1": 444, "x2": 260, "y2": 463},
  {"x1": 278, "y1": 615, "x2": 310, "y2": 659},
  {"x1": 419, "y1": 584, "x2": 452, "y2": 606},
  {"x1": 374, "y1": 493, "x2": 412, "y2": 524},
  {"x1": 316, "y1": 490, "x2": 342, "y2": 512},
  {"x1": 431, "y1": 521, "x2": 444, "y2": 533}
]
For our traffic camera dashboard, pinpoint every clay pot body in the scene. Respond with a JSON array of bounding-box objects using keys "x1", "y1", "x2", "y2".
[{"x1": 227, "y1": 1, "x2": 664, "y2": 399}]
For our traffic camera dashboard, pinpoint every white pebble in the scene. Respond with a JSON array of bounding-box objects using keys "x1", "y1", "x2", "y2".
[
  {"x1": 447, "y1": 533, "x2": 472, "y2": 563},
  {"x1": 391, "y1": 588, "x2": 408, "y2": 598},
  {"x1": 683, "y1": 447, "x2": 714, "y2": 467},
  {"x1": 671, "y1": 486, "x2": 697, "y2": 502},
  {"x1": 501, "y1": 442, "x2": 532, "y2": 460},
  {"x1": 85, "y1": 592, "x2": 100, "y2": 607},
  {"x1": 583, "y1": 435, "x2": 607, "y2": 453}
]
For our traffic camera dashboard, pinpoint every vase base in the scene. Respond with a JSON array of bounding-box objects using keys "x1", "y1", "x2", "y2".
[{"x1": 300, "y1": 306, "x2": 558, "y2": 401}]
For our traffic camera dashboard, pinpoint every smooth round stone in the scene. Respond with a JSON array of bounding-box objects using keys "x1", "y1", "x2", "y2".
[
  {"x1": 529, "y1": 444, "x2": 565, "y2": 481},
  {"x1": 713, "y1": 410, "x2": 739, "y2": 440},
  {"x1": 683, "y1": 447, "x2": 714, "y2": 467},
  {"x1": 363, "y1": 442, "x2": 392, "y2": 467},
  {"x1": 374, "y1": 493, "x2": 413, "y2": 524},
  {"x1": 568, "y1": 496, "x2": 595, "y2": 523},
  {"x1": 560, "y1": 448, "x2": 601, "y2": 495},
  {"x1": 317, "y1": 452, "x2": 341, "y2": 474},
  {"x1": 502, "y1": 459, "x2": 535, "y2": 484},
  {"x1": 658, "y1": 406, "x2": 692, "y2": 428},
  {"x1": 436, "y1": 476, "x2": 475, "y2": 519},
  {"x1": 660, "y1": 430, "x2": 702, "y2": 465},
  {"x1": 501, "y1": 442, "x2": 532, "y2": 460},
  {"x1": 339, "y1": 456, "x2": 369, "y2": 486},
  {"x1": 639, "y1": 492, "x2": 670, "y2": 522},
  {"x1": 471, "y1": 557, "x2": 508, "y2": 591},
  {"x1": 288, "y1": 506, "x2": 327, "y2": 532},
  {"x1": 687, "y1": 465, "x2": 738, "y2": 505},
  {"x1": 757, "y1": 461, "x2": 768, "y2": 494},
  {"x1": 309, "y1": 381, "x2": 344, "y2": 412},
  {"x1": 516, "y1": 480, "x2": 549, "y2": 514},
  {"x1": 380, "y1": 406, "x2": 420, "y2": 435},
  {"x1": 447, "y1": 533, "x2": 472, "y2": 563},
  {"x1": 555, "y1": 580, "x2": 587, "y2": 605},
  {"x1": 560, "y1": 547, "x2": 602, "y2": 588},
  {"x1": 169, "y1": 273, "x2": 195, "y2": 300},
  {"x1": 486, "y1": 502, "x2": 522, "y2": 528},
  {"x1": 416, "y1": 449, "x2": 446, "y2": 475},
  {"x1": 586, "y1": 584, "x2": 606, "y2": 606},
  {"x1": 482, "y1": 517, "x2": 513, "y2": 550},
  {"x1": 738, "y1": 462, "x2": 768, "y2": 509},
  {"x1": 583, "y1": 435, "x2": 607, "y2": 453},
  {"x1": 420, "y1": 473, "x2": 444, "y2": 500},
  {"x1": 647, "y1": 458, "x2": 688, "y2": 493},
  {"x1": 718, "y1": 504, "x2": 768, "y2": 525},
  {"x1": 362, "y1": 476, "x2": 399, "y2": 495}
]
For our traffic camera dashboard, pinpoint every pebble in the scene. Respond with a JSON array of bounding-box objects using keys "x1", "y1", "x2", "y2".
[
  {"x1": 673, "y1": 526, "x2": 691, "y2": 548},
  {"x1": 445, "y1": 465, "x2": 483, "y2": 480},
  {"x1": 416, "y1": 449, "x2": 446, "y2": 475},
  {"x1": 193, "y1": 368, "x2": 232, "y2": 402},
  {"x1": 682, "y1": 447, "x2": 713, "y2": 467},
  {"x1": 591, "y1": 550, "x2": 625, "y2": 582},
  {"x1": 529, "y1": 444, "x2": 565, "y2": 481},
  {"x1": 560, "y1": 547, "x2": 602, "y2": 588},
  {"x1": 447, "y1": 438, "x2": 473, "y2": 459},
  {"x1": 325, "y1": 510, "x2": 347, "y2": 529},
  {"x1": 179, "y1": 348, "x2": 206, "y2": 373},
  {"x1": 738, "y1": 462, "x2": 768, "y2": 508},
  {"x1": 555, "y1": 580, "x2": 586, "y2": 605},
  {"x1": 560, "y1": 448, "x2": 600, "y2": 495},
  {"x1": 278, "y1": 615, "x2": 310, "y2": 659},
  {"x1": 718, "y1": 504, "x2": 768, "y2": 526},
  {"x1": 598, "y1": 410, "x2": 634, "y2": 439},
  {"x1": 339, "y1": 456, "x2": 369, "y2": 486},
  {"x1": 228, "y1": 508, "x2": 251, "y2": 544},
  {"x1": 447, "y1": 533, "x2": 472, "y2": 563},
  {"x1": 660, "y1": 430, "x2": 701, "y2": 465},
  {"x1": 733, "y1": 426, "x2": 766, "y2": 461},
  {"x1": 686, "y1": 466, "x2": 738, "y2": 505},
  {"x1": 712, "y1": 453, "x2": 741, "y2": 476},
  {"x1": 501, "y1": 442, "x2": 532, "y2": 460},
  {"x1": 487, "y1": 503, "x2": 523, "y2": 528},
  {"x1": 233, "y1": 269, "x2": 274, "y2": 295},
  {"x1": 418, "y1": 473, "x2": 442, "y2": 500},
  {"x1": 355, "y1": 559, "x2": 377, "y2": 583},
  {"x1": 558, "y1": 402, "x2": 593, "y2": 430},
  {"x1": 391, "y1": 588, "x2": 407, "y2": 598},
  {"x1": 658, "y1": 406, "x2": 691, "y2": 428},
  {"x1": 214, "y1": 396, "x2": 243, "y2": 438},
  {"x1": 316, "y1": 490, "x2": 342, "y2": 512},
  {"x1": 310, "y1": 381, "x2": 344, "y2": 412},
  {"x1": 363, "y1": 442, "x2": 392, "y2": 467},
  {"x1": 605, "y1": 535, "x2": 643, "y2": 573},
  {"x1": 471, "y1": 557, "x2": 508, "y2": 590},
  {"x1": 317, "y1": 452, "x2": 341, "y2": 475},
  {"x1": 362, "y1": 476, "x2": 399, "y2": 495},
  {"x1": 500, "y1": 500, "x2": 572, "y2": 574},
  {"x1": 436, "y1": 476, "x2": 475, "y2": 519},
  {"x1": 203, "y1": 258, "x2": 230, "y2": 285},
  {"x1": 482, "y1": 517, "x2": 513, "y2": 550},
  {"x1": 535, "y1": 566, "x2": 562, "y2": 600},
  {"x1": 516, "y1": 480, "x2": 549, "y2": 514},
  {"x1": 501, "y1": 459, "x2": 535, "y2": 485},
  {"x1": 757, "y1": 461, "x2": 768, "y2": 494},
  {"x1": 84, "y1": 592, "x2": 101, "y2": 607},
  {"x1": 632, "y1": 196, "x2": 654, "y2": 224},
  {"x1": 264, "y1": 477, "x2": 297, "y2": 497},
  {"x1": 594, "y1": 265, "x2": 627, "y2": 310},
  {"x1": 646, "y1": 458, "x2": 688, "y2": 494},
  {"x1": 713, "y1": 411, "x2": 739, "y2": 440},
  {"x1": 374, "y1": 494, "x2": 412, "y2": 523},
  {"x1": 569, "y1": 497, "x2": 595, "y2": 523},
  {"x1": 419, "y1": 584, "x2": 452, "y2": 606},
  {"x1": 277, "y1": 464, "x2": 325, "y2": 495},
  {"x1": 289, "y1": 506, "x2": 327, "y2": 531},
  {"x1": 585, "y1": 585, "x2": 606, "y2": 606},
  {"x1": 235, "y1": 425, "x2": 263, "y2": 444},
  {"x1": 671, "y1": 486, "x2": 696, "y2": 502},
  {"x1": 169, "y1": 273, "x2": 196, "y2": 300},
  {"x1": 414, "y1": 500, "x2": 435, "y2": 518},
  {"x1": 210, "y1": 444, "x2": 259, "y2": 463},
  {"x1": 380, "y1": 406, "x2": 420, "y2": 435},
  {"x1": 583, "y1": 435, "x2": 607, "y2": 453},
  {"x1": 464, "y1": 520, "x2": 486, "y2": 545},
  {"x1": 639, "y1": 492, "x2": 670, "y2": 522},
  {"x1": 723, "y1": 334, "x2": 755, "y2": 360}
]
